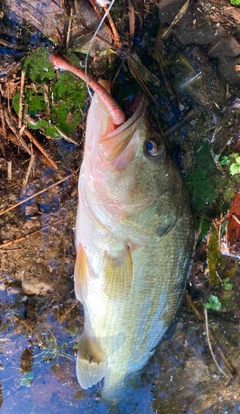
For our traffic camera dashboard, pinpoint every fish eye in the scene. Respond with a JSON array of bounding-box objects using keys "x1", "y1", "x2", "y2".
[{"x1": 145, "y1": 138, "x2": 162, "y2": 157}]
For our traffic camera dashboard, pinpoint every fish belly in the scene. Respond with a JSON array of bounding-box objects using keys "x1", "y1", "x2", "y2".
[{"x1": 79, "y1": 206, "x2": 192, "y2": 397}]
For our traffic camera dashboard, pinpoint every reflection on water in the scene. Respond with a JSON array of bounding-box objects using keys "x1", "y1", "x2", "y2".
[{"x1": 0, "y1": 0, "x2": 240, "y2": 412}]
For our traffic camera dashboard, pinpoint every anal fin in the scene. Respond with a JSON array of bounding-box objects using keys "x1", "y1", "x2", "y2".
[{"x1": 77, "y1": 332, "x2": 106, "y2": 389}]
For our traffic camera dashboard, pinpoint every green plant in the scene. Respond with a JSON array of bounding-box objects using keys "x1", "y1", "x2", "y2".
[
  {"x1": 204, "y1": 294, "x2": 221, "y2": 311},
  {"x1": 223, "y1": 277, "x2": 233, "y2": 291},
  {"x1": 72, "y1": 343, "x2": 79, "y2": 350},
  {"x1": 230, "y1": 0, "x2": 240, "y2": 6},
  {"x1": 220, "y1": 153, "x2": 240, "y2": 175},
  {"x1": 204, "y1": 277, "x2": 234, "y2": 311},
  {"x1": 20, "y1": 371, "x2": 34, "y2": 387}
]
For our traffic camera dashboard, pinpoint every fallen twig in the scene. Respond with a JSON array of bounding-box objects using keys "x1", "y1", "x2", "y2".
[
  {"x1": 88, "y1": 0, "x2": 113, "y2": 39},
  {"x1": 186, "y1": 291, "x2": 238, "y2": 378},
  {"x1": 18, "y1": 69, "x2": 26, "y2": 129},
  {"x1": 163, "y1": 109, "x2": 195, "y2": 137},
  {"x1": 7, "y1": 160, "x2": 12, "y2": 181},
  {"x1": 4, "y1": 108, "x2": 31, "y2": 155},
  {"x1": 162, "y1": 0, "x2": 190, "y2": 39},
  {"x1": 0, "y1": 218, "x2": 63, "y2": 249},
  {"x1": 103, "y1": 4, "x2": 121, "y2": 48},
  {"x1": 0, "y1": 172, "x2": 76, "y2": 217},
  {"x1": 185, "y1": 290, "x2": 203, "y2": 321},
  {"x1": 127, "y1": 0, "x2": 135, "y2": 46},
  {"x1": 0, "y1": 94, "x2": 7, "y2": 157},
  {"x1": 54, "y1": 125, "x2": 80, "y2": 146},
  {"x1": 58, "y1": 300, "x2": 78, "y2": 323},
  {"x1": 204, "y1": 307, "x2": 230, "y2": 380},
  {"x1": 127, "y1": 57, "x2": 159, "y2": 106},
  {"x1": 23, "y1": 127, "x2": 58, "y2": 170},
  {"x1": 3, "y1": 103, "x2": 58, "y2": 169},
  {"x1": 22, "y1": 150, "x2": 35, "y2": 189},
  {"x1": 66, "y1": 7, "x2": 74, "y2": 49}
]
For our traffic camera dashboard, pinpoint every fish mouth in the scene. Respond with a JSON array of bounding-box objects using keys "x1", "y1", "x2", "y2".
[{"x1": 99, "y1": 95, "x2": 148, "y2": 162}]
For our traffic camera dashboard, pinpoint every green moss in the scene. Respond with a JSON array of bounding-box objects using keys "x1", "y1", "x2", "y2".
[
  {"x1": 13, "y1": 49, "x2": 88, "y2": 139},
  {"x1": 23, "y1": 48, "x2": 56, "y2": 83},
  {"x1": 185, "y1": 142, "x2": 218, "y2": 212},
  {"x1": 207, "y1": 225, "x2": 222, "y2": 286}
]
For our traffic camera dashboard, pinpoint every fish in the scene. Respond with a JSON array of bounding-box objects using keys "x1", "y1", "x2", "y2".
[
  {"x1": 74, "y1": 86, "x2": 194, "y2": 398},
  {"x1": 49, "y1": 54, "x2": 194, "y2": 399}
]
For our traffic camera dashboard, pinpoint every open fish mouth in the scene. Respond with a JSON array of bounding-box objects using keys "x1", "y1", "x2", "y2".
[{"x1": 99, "y1": 95, "x2": 148, "y2": 162}]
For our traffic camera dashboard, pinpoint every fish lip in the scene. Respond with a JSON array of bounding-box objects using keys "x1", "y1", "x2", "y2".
[
  {"x1": 100, "y1": 95, "x2": 148, "y2": 141},
  {"x1": 97, "y1": 95, "x2": 148, "y2": 162}
]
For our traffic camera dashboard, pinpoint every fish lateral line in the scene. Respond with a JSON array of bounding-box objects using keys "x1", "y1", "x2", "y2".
[{"x1": 49, "y1": 53, "x2": 126, "y2": 126}]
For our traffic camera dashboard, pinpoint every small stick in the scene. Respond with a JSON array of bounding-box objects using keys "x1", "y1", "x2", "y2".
[
  {"x1": 88, "y1": 0, "x2": 113, "y2": 39},
  {"x1": 0, "y1": 173, "x2": 75, "y2": 217},
  {"x1": 18, "y1": 69, "x2": 26, "y2": 129},
  {"x1": 127, "y1": 58, "x2": 159, "y2": 106},
  {"x1": 186, "y1": 291, "x2": 238, "y2": 378},
  {"x1": 0, "y1": 95, "x2": 7, "y2": 139},
  {"x1": 13, "y1": 313, "x2": 34, "y2": 333},
  {"x1": 22, "y1": 150, "x2": 35, "y2": 189},
  {"x1": 204, "y1": 307, "x2": 230, "y2": 380},
  {"x1": 43, "y1": 84, "x2": 51, "y2": 116},
  {"x1": 54, "y1": 125, "x2": 80, "y2": 146},
  {"x1": 103, "y1": 4, "x2": 121, "y2": 48},
  {"x1": 66, "y1": 8, "x2": 73, "y2": 49},
  {"x1": 7, "y1": 161, "x2": 12, "y2": 181},
  {"x1": 58, "y1": 300, "x2": 78, "y2": 323},
  {"x1": 127, "y1": 0, "x2": 135, "y2": 46},
  {"x1": 4, "y1": 108, "x2": 31, "y2": 155},
  {"x1": 0, "y1": 97, "x2": 6, "y2": 158},
  {"x1": 162, "y1": 0, "x2": 190, "y2": 39},
  {"x1": 163, "y1": 109, "x2": 195, "y2": 137},
  {"x1": 0, "y1": 219, "x2": 62, "y2": 249},
  {"x1": 185, "y1": 291, "x2": 203, "y2": 321},
  {"x1": 23, "y1": 128, "x2": 58, "y2": 170},
  {"x1": 49, "y1": 53, "x2": 126, "y2": 125},
  {"x1": 80, "y1": 24, "x2": 114, "y2": 49},
  {"x1": 130, "y1": 0, "x2": 143, "y2": 28},
  {"x1": 7, "y1": 83, "x2": 10, "y2": 111}
]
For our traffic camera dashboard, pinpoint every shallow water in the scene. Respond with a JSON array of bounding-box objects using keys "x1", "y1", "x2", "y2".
[
  {"x1": 0, "y1": 0, "x2": 240, "y2": 412},
  {"x1": 1, "y1": 283, "x2": 240, "y2": 413}
]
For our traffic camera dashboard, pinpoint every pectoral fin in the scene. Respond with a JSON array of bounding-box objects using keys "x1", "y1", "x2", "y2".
[
  {"x1": 103, "y1": 247, "x2": 133, "y2": 300},
  {"x1": 74, "y1": 244, "x2": 88, "y2": 303},
  {"x1": 77, "y1": 332, "x2": 106, "y2": 389}
]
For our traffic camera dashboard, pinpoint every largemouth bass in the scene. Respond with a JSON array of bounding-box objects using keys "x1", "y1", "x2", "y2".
[
  {"x1": 74, "y1": 82, "x2": 194, "y2": 398},
  {"x1": 50, "y1": 51, "x2": 194, "y2": 398}
]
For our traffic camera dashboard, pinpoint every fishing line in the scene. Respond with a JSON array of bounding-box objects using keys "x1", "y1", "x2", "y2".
[{"x1": 85, "y1": 0, "x2": 116, "y2": 98}]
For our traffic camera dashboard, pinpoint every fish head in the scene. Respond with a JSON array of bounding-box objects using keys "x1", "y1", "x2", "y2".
[
  {"x1": 81, "y1": 86, "x2": 184, "y2": 242},
  {"x1": 84, "y1": 94, "x2": 166, "y2": 194}
]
